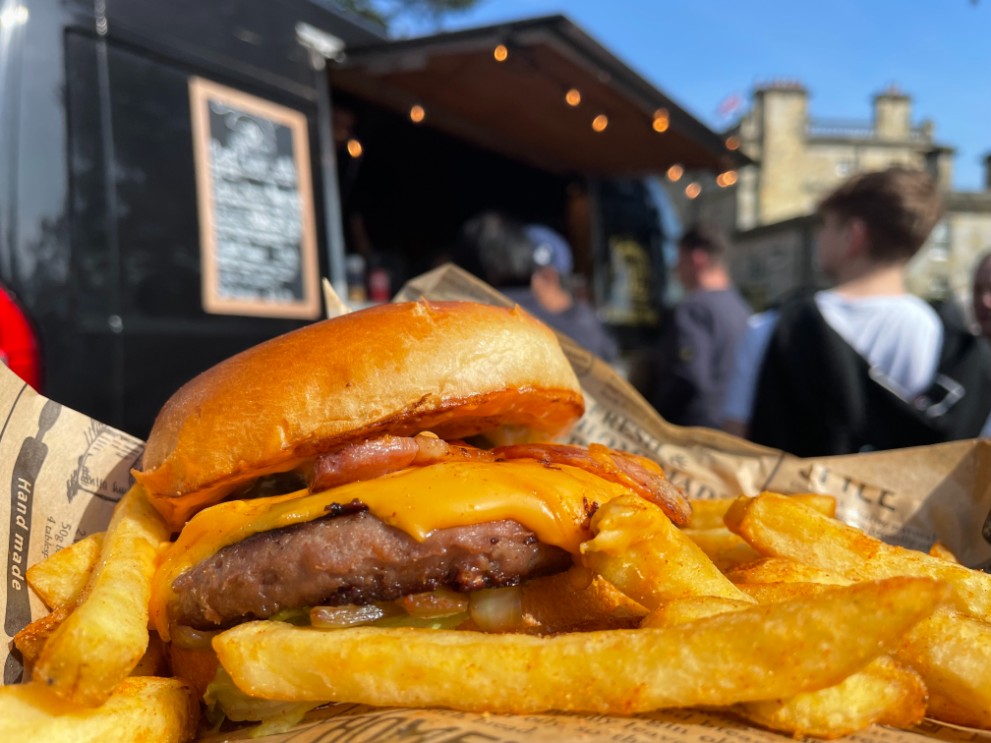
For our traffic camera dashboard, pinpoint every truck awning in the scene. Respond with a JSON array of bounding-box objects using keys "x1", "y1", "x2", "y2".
[{"x1": 328, "y1": 15, "x2": 749, "y2": 177}]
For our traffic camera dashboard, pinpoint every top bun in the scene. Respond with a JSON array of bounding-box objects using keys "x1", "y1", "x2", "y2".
[{"x1": 136, "y1": 300, "x2": 584, "y2": 528}]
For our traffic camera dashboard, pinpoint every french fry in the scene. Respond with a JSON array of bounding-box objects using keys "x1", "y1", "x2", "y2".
[
  {"x1": 639, "y1": 577, "x2": 927, "y2": 739},
  {"x1": 686, "y1": 492, "x2": 836, "y2": 530},
  {"x1": 734, "y1": 577, "x2": 991, "y2": 728},
  {"x1": 0, "y1": 677, "x2": 198, "y2": 743},
  {"x1": 735, "y1": 655, "x2": 927, "y2": 739},
  {"x1": 928, "y1": 541, "x2": 960, "y2": 563},
  {"x1": 725, "y1": 557, "x2": 851, "y2": 586},
  {"x1": 722, "y1": 506, "x2": 991, "y2": 731},
  {"x1": 518, "y1": 566, "x2": 647, "y2": 632},
  {"x1": 896, "y1": 606, "x2": 991, "y2": 729},
  {"x1": 131, "y1": 633, "x2": 169, "y2": 678},
  {"x1": 12, "y1": 609, "x2": 67, "y2": 677},
  {"x1": 26, "y1": 532, "x2": 104, "y2": 611},
  {"x1": 639, "y1": 595, "x2": 752, "y2": 627},
  {"x1": 16, "y1": 533, "x2": 106, "y2": 678},
  {"x1": 682, "y1": 527, "x2": 760, "y2": 571},
  {"x1": 725, "y1": 492, "x2": 991, "y2": 620},
  {"x1": 33, "y1": 485, "x2": 170, "y2": 706},
  {"x1": 581, "y1": 495, "x2": 753, "y2": 608},
  {"x1": 737, "y1": 581, "x2": 840, "y2": 604},
  {"x1": 214, "y1": 577, "x2": 944, "y2": 713},
  {"x1": 728, "y1": 564, "x2": 991, "y2": 728}
]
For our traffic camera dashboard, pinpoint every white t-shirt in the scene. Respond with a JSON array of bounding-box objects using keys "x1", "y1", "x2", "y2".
[{"x1": 720, "y1": 291, "x2": 951, "y2": 427}]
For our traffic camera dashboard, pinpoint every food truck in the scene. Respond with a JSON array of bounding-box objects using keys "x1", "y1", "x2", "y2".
[{"x1": 0, "y1": 0, "x2": 743, "y2": 436}]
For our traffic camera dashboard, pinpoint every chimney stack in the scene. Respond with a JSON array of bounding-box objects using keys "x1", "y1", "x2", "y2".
[{"x1": 873, "y1": 84, "x2": 911, "y2": 141}]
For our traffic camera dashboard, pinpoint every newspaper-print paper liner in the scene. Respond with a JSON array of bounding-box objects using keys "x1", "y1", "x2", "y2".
[{"x1": 3, "y1": 262, "x2": 990, "y2": 742}]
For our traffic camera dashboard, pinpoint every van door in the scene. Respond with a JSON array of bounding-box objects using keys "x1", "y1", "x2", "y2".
[{"x1": 63, "y1": 31, "x2": 328, "y2": 436}]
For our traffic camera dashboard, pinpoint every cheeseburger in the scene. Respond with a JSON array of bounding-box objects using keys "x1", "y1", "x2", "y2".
[{"x1": 135, "y1": 300, "x2": 689, "y2": 684}]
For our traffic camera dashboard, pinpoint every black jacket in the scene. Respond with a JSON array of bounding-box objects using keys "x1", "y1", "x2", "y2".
[{"x1": 748, "y1": 295, "x2": 991, "y2": 457}]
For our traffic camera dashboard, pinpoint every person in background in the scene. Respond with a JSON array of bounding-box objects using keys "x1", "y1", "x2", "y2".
[
  {"x1": 721, "y1": 166, "x2": 991, "y2": 455},
  {"x1": 972, "y1": 250, "x2": 991, "y2": 342},
  {"x1": 646, "y1": 223, "x2": 751, "y2": 428},
  {"x1": 454, "y1": 212, "x2": 619, "y2": 361}
]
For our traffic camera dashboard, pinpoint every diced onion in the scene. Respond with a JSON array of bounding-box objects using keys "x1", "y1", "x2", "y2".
[
  {"x1": 310, "y1": 603, "x2": 391, "y2": 629},
  {"x1": 468, "y1": 586, "x2": 522, "y2": 632},
  {"x1": 397, "y1": 589, "x2": 469, "y2": 618}
]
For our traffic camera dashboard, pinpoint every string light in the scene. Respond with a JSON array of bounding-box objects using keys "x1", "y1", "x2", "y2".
[
  {"x1": 346, "y1": 138, "x2": 363, "y2": 158},
  {"x1": 666, "y1": 164, "x2": 684, "y2": 182},
  {"x1": 409, "y1": 104, "x2": 426, "y2": 123},
  {"x1": 716, "y1": 170, "x2": 738, "y2": 187},
  {"x1": 725, "y1": 135, "x2": 741, "y2": 151},
  {"x1": 474, "y1": 43, "x2": 718, "y2": 156},
  {"x1": 685, "y1": 182, "x2": 702, "y2": 199},
  {"x1": 652, "y1": 108, "x2": 669, "y2": 133}
]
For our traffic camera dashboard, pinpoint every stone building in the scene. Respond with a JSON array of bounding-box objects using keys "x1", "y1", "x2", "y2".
[{"x1": 690, "y1": 81, "x2": 991, "y2": 312}]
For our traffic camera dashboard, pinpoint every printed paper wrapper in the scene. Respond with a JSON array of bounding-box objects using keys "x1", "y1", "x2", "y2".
[{"x1": 3, "y1": 263, "x2": 991, "y2": 743}]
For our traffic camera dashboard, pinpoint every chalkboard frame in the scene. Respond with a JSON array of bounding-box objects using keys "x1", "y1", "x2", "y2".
[{"x1": 189, "y1": 76, "x2": 321, "y2": 319}]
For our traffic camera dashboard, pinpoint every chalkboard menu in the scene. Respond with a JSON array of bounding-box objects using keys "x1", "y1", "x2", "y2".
[{"x1": 189, "y1": 77, "x2": 320, "y2": 319}]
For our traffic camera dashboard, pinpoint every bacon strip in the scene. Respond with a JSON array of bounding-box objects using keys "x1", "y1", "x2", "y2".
[
  {"x1": 311, "y1": 435, "x2": 419, "y2": 491},
  {"x1": 309, "y1": 435, "x2": 690, "y2": 527},
  {"x1": 310, "y1": 434, "x2": 496, "y2": 492},
  {"x1": 493, "y1": 443, "x2": 692, "y2": 527}
]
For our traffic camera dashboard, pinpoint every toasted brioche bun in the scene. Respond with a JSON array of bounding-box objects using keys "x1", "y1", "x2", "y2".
[{"x1": 136, "y1": 301, "x2": 584, "y2": 529}]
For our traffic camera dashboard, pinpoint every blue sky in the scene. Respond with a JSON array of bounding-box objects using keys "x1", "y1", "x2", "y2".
[{"x1": 401, "y1": 1, "x2": 991, "y2": 191}]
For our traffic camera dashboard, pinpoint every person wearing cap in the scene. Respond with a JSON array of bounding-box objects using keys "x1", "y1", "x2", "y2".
[
  {"x1": 647, "y1": 223, "x2": 751, "y2": 428},
  {"x1": 454, "y1": 212, "x2": 619, "y2": 362}
]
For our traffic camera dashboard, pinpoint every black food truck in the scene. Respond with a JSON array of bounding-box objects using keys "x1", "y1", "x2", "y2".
[{"x1": 0, "y1": 0, "x2": 745, "y2": 437}]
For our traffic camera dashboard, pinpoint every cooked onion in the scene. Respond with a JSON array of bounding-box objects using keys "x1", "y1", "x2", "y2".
[
  {"x1": 468, "y1": 586, "x2": 522, "y2": 632},
  {"x1": 171, "y1": 624, "x2": 220, "y2": 650},
  {"x1": 310, "y1": 603, "x2": 395, "y2": 629},
  {"x1": 397, "y1": 589, "x2": 469, "y2": 618}
]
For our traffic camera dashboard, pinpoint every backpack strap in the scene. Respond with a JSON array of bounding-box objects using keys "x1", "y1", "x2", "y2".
[
  {"x1": 748, "y1": 295, "x2": 868, "y2": 455},
  {"x1": 748, "y1": 295, "x2": 987, "y2": 457},
  {"x1": 913, "y1": 301, "x2": 991, "y2": 439}
]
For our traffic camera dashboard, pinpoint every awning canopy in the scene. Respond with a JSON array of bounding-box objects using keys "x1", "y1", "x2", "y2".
[{"x1": 329, "y1": 15, "x2": 749, "y2": 177}]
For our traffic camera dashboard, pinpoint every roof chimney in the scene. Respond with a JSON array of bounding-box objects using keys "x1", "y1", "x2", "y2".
[{"x1": 873, "y1": 84, "x2": 911, "y2": 141}]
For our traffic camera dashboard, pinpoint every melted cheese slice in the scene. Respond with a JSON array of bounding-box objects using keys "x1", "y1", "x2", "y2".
[{"x1": 150, "y1": 460, "x2": 633, "y2": 639}]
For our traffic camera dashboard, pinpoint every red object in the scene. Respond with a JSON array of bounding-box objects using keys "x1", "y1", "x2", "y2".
[
  {"x1": 0, "y1": 287, "x2": 42, "y2": 390},
  {"x1": 368, "y1": 268, "x2": 391, "y2": 303}
]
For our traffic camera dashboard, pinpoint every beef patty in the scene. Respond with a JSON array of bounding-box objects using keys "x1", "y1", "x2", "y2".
[{"x1": 171, "y1": 504, "x2": 573, "y2": 629}]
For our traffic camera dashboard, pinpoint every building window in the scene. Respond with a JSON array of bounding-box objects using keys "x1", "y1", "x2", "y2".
[
  {"x1": 835, "y1": 159, "x2": 854, "y2": 177},
  {"x1": 928, "y1": 220, "x2": 950, "y2": 262}
]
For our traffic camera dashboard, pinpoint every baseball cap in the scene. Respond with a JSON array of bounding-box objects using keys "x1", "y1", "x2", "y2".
[{"x1": 525, "y1": 224, "x2": 573, "y2": 276}]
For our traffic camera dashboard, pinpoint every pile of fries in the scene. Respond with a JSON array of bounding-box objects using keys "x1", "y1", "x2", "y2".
[{"x1": 5, "y1": 484, "x2": 991, "y2": 741}]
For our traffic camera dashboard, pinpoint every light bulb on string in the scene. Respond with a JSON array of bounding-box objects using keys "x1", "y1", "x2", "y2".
[
  {"x1": 652, "y1": 108, "x2": 669, "y2": 133},
  {"x1": 346, "y1": 138, "x2": 363, "y2": 158},
  {"x1": 409, "y1": 104, "x2": 426, "y2": 124},
  {"x1": 565, "y1": 88, "x2": 582, "y2": 107},
  {"x1": 591, "y1": 114, "x2": 609, "y2": 132},
  {"x1": 716, "y1": 170, "x2": 738, "y2": 187},
  {"x1": 493, "y1": 44, "x2": 509, "y2": 62},
  {"x1": 685, "y1": 182, "x2": 701, "y2": 199},
  {"x1": 725, "y1": 135, "x2": 741, "y2": 151},
  {"x1": 666, "y1": 164, "x2": 684, "y2": 182}
]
